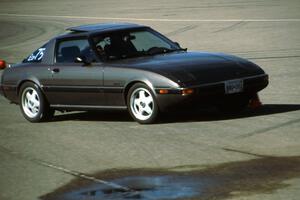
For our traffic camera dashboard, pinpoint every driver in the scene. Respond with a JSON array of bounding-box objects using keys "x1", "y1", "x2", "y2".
[{"x1": 96, "y1": 45, "x2": 107, "y2": 60}]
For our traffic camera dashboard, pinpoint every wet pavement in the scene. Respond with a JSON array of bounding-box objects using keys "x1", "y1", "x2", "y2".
[
  {"x1": 49, "y1": 175, "x2": 211, "y2": 200},
  {"x1": 41, "y1": 156, "x2": 300, "y2": 200}
]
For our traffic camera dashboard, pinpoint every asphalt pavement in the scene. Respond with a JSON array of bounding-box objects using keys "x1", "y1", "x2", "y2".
[{"x1": 0, "y1": 0, "x2": 299, "y2": 200}]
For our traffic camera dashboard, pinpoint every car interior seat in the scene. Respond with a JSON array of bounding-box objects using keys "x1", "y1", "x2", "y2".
[{"x1": 60, "y1": 46, "x2": 81, "y2": 63}]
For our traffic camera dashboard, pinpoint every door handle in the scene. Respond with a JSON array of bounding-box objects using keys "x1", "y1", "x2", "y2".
[{"x1": 51, "y1": 68, "x2": 60, "y2": 73}]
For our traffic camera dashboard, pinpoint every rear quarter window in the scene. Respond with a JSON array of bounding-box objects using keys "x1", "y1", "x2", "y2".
[{"x1": 23, "y1": 44, "x2": 47, "y2": 63}]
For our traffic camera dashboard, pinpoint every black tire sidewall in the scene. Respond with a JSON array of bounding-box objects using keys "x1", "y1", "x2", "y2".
[
  {"x1": 19, "y1": 82, "x2": 50, "y2": 122},
  {"x1": 127, "y1": 83, "x2": 159, "y2": 124}
]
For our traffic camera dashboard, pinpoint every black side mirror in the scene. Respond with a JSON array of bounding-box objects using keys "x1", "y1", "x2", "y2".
[
  {"x1": 173, "y1": 41, "x2": 187, "y2": 51},
  {"x1": 174, "y1": 42, "x2": 181, "y2": 48},
  {"x1": 75, "y1": 56, "x2": 91, "y2": 66}
]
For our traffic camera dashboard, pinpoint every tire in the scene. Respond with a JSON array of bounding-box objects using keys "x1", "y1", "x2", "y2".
[
  {"x1": 19, "y1": 82, "x2": 54, "y2": 122},
  {"x1": 127, "y1": 83, "x2": 159, "y2": 124},
  {"x1": 217, "y1": 94, "x2": 250, "y2": 114}
]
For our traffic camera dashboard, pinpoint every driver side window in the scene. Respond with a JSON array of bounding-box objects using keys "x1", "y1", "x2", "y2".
[{"x1": 56, "y1": 39, "x2": 96, "y2": 63}]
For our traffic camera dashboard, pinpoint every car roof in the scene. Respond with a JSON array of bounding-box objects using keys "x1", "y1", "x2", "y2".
[
  {"x1": 54, "y1": 22, "x2": 148, "y2": 40},
  {"x1": 66, "y1": 22, "x2": 145, "y2": 33}
]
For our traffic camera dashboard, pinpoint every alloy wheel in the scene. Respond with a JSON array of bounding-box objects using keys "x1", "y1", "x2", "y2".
[
  {"x1": 21, "y1": 87, "x2": 40, "y2": 118},
  {"x1": 130, "y1": 88, "x2": 154, "y2": 121}
]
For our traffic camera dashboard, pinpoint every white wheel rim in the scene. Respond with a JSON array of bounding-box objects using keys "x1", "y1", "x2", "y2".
[
  {"x1": 21, "y1": 87, "x2": 40, "y2": 118},
  {"x1": 130, "y1": 88, "x2": 154, "y2": 121}
]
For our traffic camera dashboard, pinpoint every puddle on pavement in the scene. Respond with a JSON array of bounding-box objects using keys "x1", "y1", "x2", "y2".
[
  {"x1": 51, "y1": 175, "x2": 213, "y2": 200},
  {"x1": 41, "y1": 156, "x2": 300, "y2": 200}
]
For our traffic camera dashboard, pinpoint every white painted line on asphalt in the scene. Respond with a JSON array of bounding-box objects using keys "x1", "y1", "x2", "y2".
[
  {"x1": 1, "y1": 13, "x2": 300, "y2": 22},
  {"x1": 0, "y1": 145, "x2": 133, "y2": 193}
]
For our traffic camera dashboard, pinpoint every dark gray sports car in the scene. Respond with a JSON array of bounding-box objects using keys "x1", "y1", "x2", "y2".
[{"x1": 0, "y1": 23, "x2": 268, "y2": 124}]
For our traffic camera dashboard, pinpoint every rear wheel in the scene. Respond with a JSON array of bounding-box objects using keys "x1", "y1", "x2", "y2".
[
  {"x1": 19, "y1": 82, "x2": 54, "y2": 122},
  {"x1": 127, "y1": 83, "x2": 159, "y2": 124}
]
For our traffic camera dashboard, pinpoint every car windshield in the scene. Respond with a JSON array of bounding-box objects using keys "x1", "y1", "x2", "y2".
[{"x1": 92, "y1": 29, "x2": 183, "y2": 61}]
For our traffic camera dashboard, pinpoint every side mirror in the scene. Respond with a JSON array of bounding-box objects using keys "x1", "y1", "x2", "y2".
[
  {"x1": 173, "y1": 41, "x2": 187, "y2": 51},
  {"x1": 75, "y1": 56, "x2": 91, "y2": 66},
  {"x1": 0, "y1": 59, "x2": 7, "y2": 69},
  {"x1": 174, "y1": 42, "x2": 181, "y2": 48}
]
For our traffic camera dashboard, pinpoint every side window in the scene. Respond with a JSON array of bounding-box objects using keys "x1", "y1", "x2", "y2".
[
  {"x1": 56, "y1": 39, "x2": 95, "y2": 63},
  {"x1": 24, "y1": 44, "x2": 47, "y2": 63}
]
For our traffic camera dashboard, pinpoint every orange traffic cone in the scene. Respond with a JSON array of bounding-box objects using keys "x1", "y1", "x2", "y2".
[{"x1": 249, "y1": 93, "x2": 262, "y2": 108}]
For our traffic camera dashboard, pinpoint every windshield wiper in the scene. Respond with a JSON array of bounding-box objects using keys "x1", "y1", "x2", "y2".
[{"x1": 145, "y1": 47, "x2": 187, "y2": 56}]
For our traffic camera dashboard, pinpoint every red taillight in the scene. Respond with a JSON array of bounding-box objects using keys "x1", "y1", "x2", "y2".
[{"x1": 0, "y1": 60, "x2": 6, "y2": 69}]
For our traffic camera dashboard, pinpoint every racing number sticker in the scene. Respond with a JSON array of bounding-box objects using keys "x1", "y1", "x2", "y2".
[{"x1": 27, "y1": 48, "x2": 46, "y2": 62}]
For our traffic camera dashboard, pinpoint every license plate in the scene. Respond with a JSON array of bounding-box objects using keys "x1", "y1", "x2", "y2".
[{"x1": 225, "y1": 79, "x2": 243, "y2": 94}]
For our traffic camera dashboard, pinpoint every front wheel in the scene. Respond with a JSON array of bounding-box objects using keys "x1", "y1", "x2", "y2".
[
  {"x1": 127, "y1": 83, "x2": 159, "y2": 124},
  {"x1": 19, "y1": 82, "x2": 54, "y2": 122}
]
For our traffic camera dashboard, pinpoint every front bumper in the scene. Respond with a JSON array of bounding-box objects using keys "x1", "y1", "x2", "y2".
[
  {"x1": 192, "y1": 73, "x2": 268, "y2": 97},
  {"x1": 156, "y1": 74, "x2": 269, "y2": 110}
]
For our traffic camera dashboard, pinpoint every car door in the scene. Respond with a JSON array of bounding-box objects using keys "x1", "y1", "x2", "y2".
[{"x1": 45, "y1": 37, "x2": 104, "y2": 106}]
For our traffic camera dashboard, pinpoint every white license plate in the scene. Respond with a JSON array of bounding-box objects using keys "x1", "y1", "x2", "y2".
[{"x1": 225, "y1": 79, "x2": 243, "y2": 94}]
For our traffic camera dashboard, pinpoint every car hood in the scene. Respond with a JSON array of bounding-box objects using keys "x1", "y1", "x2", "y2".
[{"x1": 108, "y1": 51, "x2": 265, "y2": 86}]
